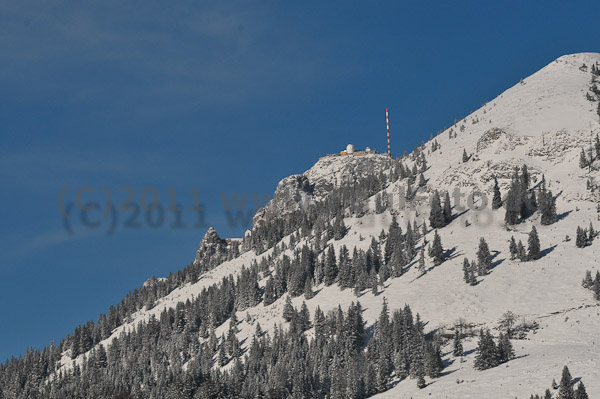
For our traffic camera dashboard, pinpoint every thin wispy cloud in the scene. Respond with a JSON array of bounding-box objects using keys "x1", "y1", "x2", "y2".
[{"x1": 0, "y1": 2, "x2": 336, "y2": 117}]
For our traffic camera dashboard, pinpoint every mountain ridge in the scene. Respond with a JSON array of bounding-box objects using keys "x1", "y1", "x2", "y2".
[{"x1": 3, "y1": 52, "x2": 600, "y2": 398}]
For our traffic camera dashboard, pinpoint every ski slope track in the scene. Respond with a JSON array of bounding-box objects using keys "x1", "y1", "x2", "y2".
[{"x1": 58, "y1": 53, "x2": 600, "y2": 398}]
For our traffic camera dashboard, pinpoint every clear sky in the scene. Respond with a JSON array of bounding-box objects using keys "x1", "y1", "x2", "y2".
[{"x1": 1, "y1": 1, "x2": 598, "y2": 361}]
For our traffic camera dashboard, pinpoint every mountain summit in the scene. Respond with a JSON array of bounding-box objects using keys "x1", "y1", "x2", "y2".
[{"x1": 2, "y1": 53, "x2": 600, "y2": 398}]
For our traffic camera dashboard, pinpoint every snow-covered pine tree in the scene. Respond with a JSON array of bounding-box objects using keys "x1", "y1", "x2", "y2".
[
  {"x1": 582, "y1": 270, "x2": 593, "y2": 289},
  {"x1": 453, "y1": 329, "x2": 464, "y2": 356},
  {"x1": 324, "y1": 245, "x2": 338, "y2": 286},
  {"x1": 429, "y1": 190, "x2": 446, "y2": 228},
  {"x1": 474, "y1": 329, "x2": 498, "y2": 370},
  {"x1": 538, "y1": 185, "x2": 557, "y2": 225},
  {"x1": 462, "y1": 257, "x2": 470, "y2": 283},
  {"x1": 492, "y1": 175, "x2": 502, "y2": 209},
  {"x1": 282, "y1": 295, "x2": 295, "y2": 322},
  {"x1": 469, "y1": 261, "x2": 477, "y2": 285},
  {"x1": 576, "y1": 226, "x2": 588, "y2": 248},
  {"x1": 462, "y1": 148, "x2": 469, "y2": 163},
  {"x1": 558, "y1": 365, "x2": 574, "y2": 399},
  {"x1": 517, "y1": 240, "x2": 527, "y2": 261},
  {"x1": 477, "y1": 237, "x2": 492, "y2": 275},
  {"x1": 405, "y1": 180, "x2": 413, "y2": 201},
  {"x1": 304, "y1": 276, "x2": 314, "y2": 299},
  {"x1": 504, "y1": 178, "x2": 521, "y2": 225},
  {"x1": 496, "y1": 332, "x2": 515, "y2": 363},
  {"x1": 405, "y1": 223, "x2": 416, "y2": 260},
  {"x1": 527, "y1": 226, "x2": 541, "y2": 261},
  {"x1": 579, "y1": 148, "x2": 589, "y2": 169},
  {"x1": 443, "y1": 191, "x2": 452, "y2": 224},
  {"x1": 333, "y1": 215, "x2": 346, "y2": 240},
  {"x1": 418, "y1": 172, "x2": 426, "y2": 187},
  {"x1": 418, "y1": 247, "x2": 425, "y2": 273},
  {"x1": 509, "y1": 236, "x2": 518, "y2": 259},
  {"x1": 521, "y1": 164, "x2": 530, "y2": 189},
  {"x1": 428, "y1": 230, "x2": 445, "y2": 265}
]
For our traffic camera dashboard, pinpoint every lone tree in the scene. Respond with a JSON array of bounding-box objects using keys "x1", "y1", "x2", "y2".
[
  {"x1": 462, "y1": 148, "x2": 469, "y2": 163},
  {"x1": 429, "y1": 190, "x2": 446, "y2": 229},
  {"x1": 492, "y1": 176, "x2": 502, "y2": 210},
  {"x1": 527, "y1": 226, "x2": 541, "y2": 261},
  {"x1": 476, "y1": 237, "x2": 492, "y2": 275}
]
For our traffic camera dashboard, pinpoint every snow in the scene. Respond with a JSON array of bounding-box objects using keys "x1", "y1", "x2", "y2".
[{"x1": 57, "y1": 53, "x2": 600, "y2": 398}]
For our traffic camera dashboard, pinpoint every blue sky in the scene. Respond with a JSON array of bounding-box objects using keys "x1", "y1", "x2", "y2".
[{"x1": 0, "y1": 1, "x2": 598, "y2": 361}]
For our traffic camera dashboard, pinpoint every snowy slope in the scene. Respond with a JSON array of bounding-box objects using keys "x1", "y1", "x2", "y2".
[{"x1": 58, "y1": 53, "x2": 600, "y2": 398}]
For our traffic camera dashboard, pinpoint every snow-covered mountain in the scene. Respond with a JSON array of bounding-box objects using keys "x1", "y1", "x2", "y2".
[{"x1": 3, "y1": 53, "x2": 600, "y2": 399}]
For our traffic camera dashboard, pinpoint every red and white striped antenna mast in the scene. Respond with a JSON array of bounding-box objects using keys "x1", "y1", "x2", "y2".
[{"x1": 386, "y1": 107, "x2": 391, "y2": 157}]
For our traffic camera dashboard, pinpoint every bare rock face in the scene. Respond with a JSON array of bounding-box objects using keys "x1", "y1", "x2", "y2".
[
  {"x1": 194, "y1": 227, "x2": 228, "y2": 266},
  {"x1": 477, "y1": 128, "x2": 513, "y2": 152},
  {"x1": 255, "y1": 154, "x2": 393, "y2": 224}
]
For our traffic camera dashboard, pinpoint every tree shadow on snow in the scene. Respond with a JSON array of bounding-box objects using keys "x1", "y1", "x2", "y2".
[
  {"x1": 452, "y1": 209, "x2": 469, "y2": 222},
  {"x1": 557, "y1": 210, "x2": 572, "y2": 221},
  {"x1": 445, "y1": 247, "x2": 460, "y2": 261},
  {"x1": 540, "y1": 245, "x2": 557, "y2": 257},
  {"x1": 442, "y1": 357, "x2": 455, "y2": 368},
  {"x1": 491, "y1": 258, "x2": 505, "y2": 269},
  {"x1": 440, "y1": 369, "x2": 458, "y2": 378}
]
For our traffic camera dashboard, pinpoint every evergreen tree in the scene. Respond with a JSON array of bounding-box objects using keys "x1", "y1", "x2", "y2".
[
  {"x1": 324, "y1": 245, "x2": 338, "y2": 286},
  {"x1": 496, "y1": 333, "x2": 515, "y2": 363},
  {"x1": 579, "y1": 148, "x2": 589, "y2": 169},
  {"x1": 509, "y1": 236, "x2": 518, "y2": 260},
  {"x1": 492, "y1": 176, "x2": 502, "y2": 209},
  {"x1": 418, "y1": 172, "x2": 426, "y2": 187},
  {"x1": 576, "y1": 226, "x2": 588, "y2": 248},
  {"x1": 476, "y1": 237, "x2": 492, "y2": 275},
  {"x1": 582, "y1": 270, "x2": 593, "y2": 289},
  {"x1": 452, "y1": 329, "x2": 464, "y2": 357},
  {"x1": 416, "y1": 362, "x2": 426, "y2": 389},
  {"x1": 558, "y1": 365, "x2": 574, "y2": 399},
  {"x1": 428, "y1": 230, "x2": 445, "y2": 266},
  {"x1": 282, "y1": 295, "x2": 295, "y2": 322},
  {"x1": 443, "y1": 191, "x2": 452, "y2": 224},
  {"x1": 429, "y1": 190, "x2": 446, "y2": 228},
  {"x1": 304, "y1": 276, "x2": 314, "y2": 299},
  {"x1": 517, "y1": 240, "x2": 527, "y2": 261},
  {"x1": 575, "y1": 381, "x2": 589, "y2": 399},
  {"x1": 462, "y1": 258, "x2": 470, "y2": 283},
  {"x1": 298, "y1": 301, "x2": 311, "y2": 332},
  {"x1": 527, "y1": 226, "x2": 541, "y2": 261},
  {"x1": 539, "y1": 189, "x2": 557, "y2": 225},
  {"x1": 473, "y1": 329, "x2": 498, "y2": 370},
  {"x1": 504, "y1": 179, "x2": 521, "y2": 225},
  {"x1": 333, "y1": 216, "x2": 347, "y2": 240},
  {"x1": 521, "y1": 164, "x2": 530, "y2": 189},
  {"x1": 469, "y1": 261, "x2": 477, "y2": 286},
  {"x1": 462, "y1": 148, "x2": 469, "y2": 163},
  {"x1": 418, "y1": 247, "x2": 425, "y2": 273}
]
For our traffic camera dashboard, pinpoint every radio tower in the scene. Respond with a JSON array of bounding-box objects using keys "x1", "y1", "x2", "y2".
[{"x1": 386, "y1": 107, "x2": 391, "y2": 157}]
